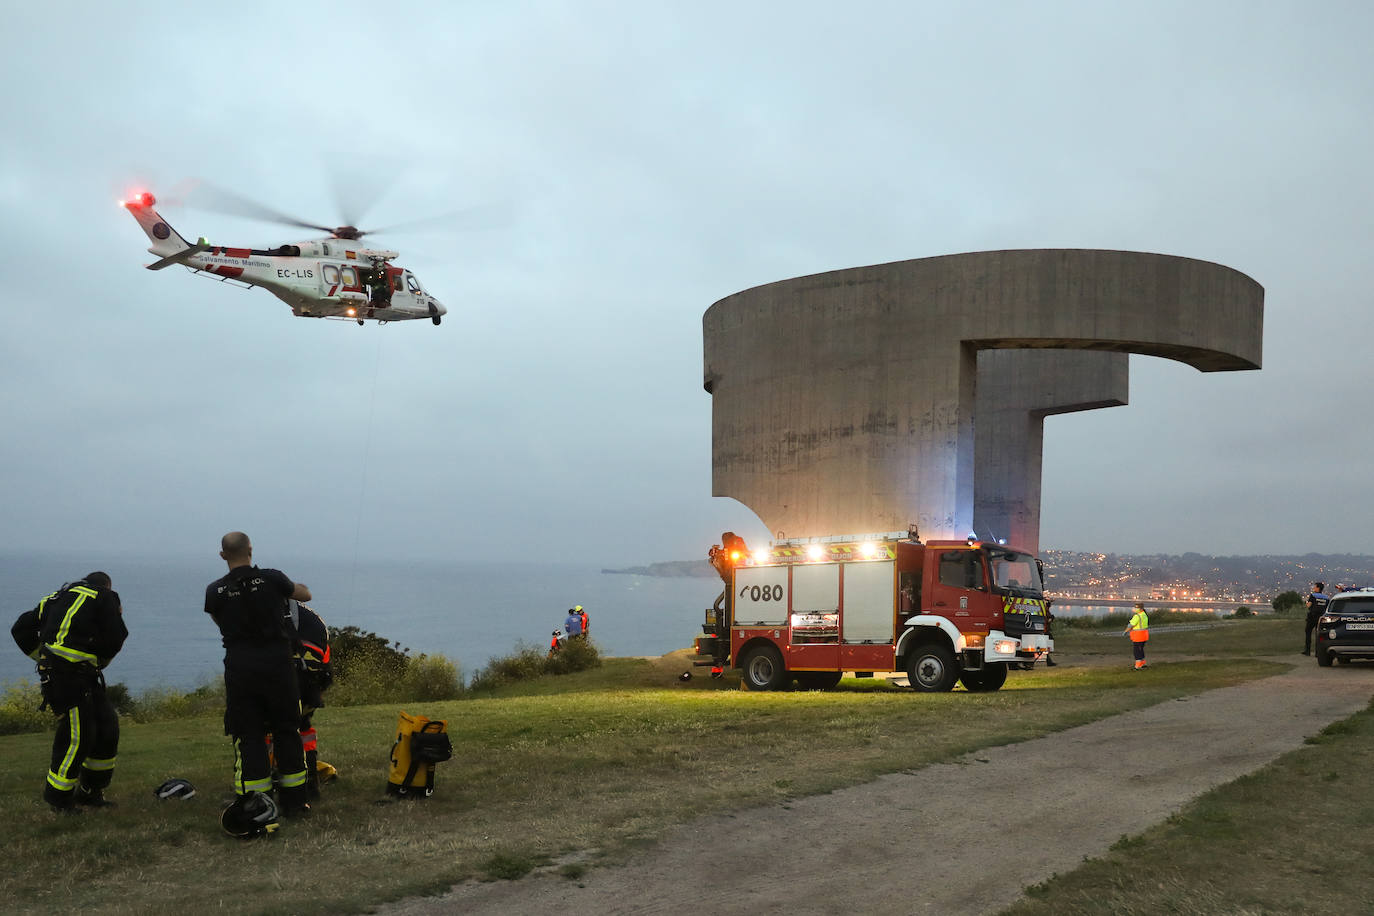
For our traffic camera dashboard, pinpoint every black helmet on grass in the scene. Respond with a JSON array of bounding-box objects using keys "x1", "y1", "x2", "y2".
[
  {"x1": 153, "y1": 777, "x2": 196, "y2": 800},
  {"x1": 220, "y1": 791, "x2": 280, "y2": 839}
]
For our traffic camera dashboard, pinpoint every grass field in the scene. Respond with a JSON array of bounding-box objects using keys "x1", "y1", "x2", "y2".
[
  {"x1": 0, "y1": 617, "x2": 1305, "y2": 915},
  {"x1": 1004, "y1": 697, "x2": 1374, "y2": 915},
  {"x1": 1051, "y1": 614, "x2": 1305, "y2": 662}
]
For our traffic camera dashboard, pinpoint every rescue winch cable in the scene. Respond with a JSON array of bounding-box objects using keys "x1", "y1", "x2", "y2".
[{"x1": 347, "y1": 332, "x2": 386, "y2": 613}]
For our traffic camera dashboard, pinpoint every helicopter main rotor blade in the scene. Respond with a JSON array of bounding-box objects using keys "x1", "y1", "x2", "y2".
[
  {"x1": 359, "y1": 203, "x2": 511, "y2": 238},
  {"x1": 330, "y1": 168, "x2": 398, "y2": 232},
  {"x1": 184, "y1": 181, "x2": 335, "y2": 235}
]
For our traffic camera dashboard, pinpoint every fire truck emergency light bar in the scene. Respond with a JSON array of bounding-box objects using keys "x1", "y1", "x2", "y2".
[
  {"x1": 770, "y1": 531, "x2": 912, "y2": 547},
  {"x1": 741, "y1": 531, "x2": 919, "y2": 566}
]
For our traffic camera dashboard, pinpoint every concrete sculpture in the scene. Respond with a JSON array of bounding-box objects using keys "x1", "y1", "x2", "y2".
[{"x1": 703, "y1": 249, "x2": 1262, "y2": 542}]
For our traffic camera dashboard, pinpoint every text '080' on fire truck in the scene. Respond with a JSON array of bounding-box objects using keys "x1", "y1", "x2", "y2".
[{"x1": 692, "y1": 530, "x2": 1053, "y2": 693}]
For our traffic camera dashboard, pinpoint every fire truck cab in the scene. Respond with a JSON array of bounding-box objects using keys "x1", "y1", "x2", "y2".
[{"x1": 693, "y1": 531, "x2": 1052, "y2": 692}]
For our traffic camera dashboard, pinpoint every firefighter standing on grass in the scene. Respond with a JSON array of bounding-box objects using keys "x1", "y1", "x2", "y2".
[
  {"x1": 10, "y1": 572, "x2": 127, "y2": 813},
  {"x1": 288, "y1": 599, "x2": 335, "y2": 797},
  {"x1": 204, "y1": 532, "x2": 313, "y2": 835},
  {"x1": 1124, "y1": 602, "x2": 1150, "y2": 670}
]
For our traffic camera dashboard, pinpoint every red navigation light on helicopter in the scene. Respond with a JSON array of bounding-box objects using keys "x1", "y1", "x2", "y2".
[{"x1": 122, "y1": 191, "x2": 155, "y2": 209}]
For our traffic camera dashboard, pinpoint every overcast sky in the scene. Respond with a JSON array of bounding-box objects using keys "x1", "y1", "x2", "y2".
[{"x1": 2, "y1": 1, "x2": 1371, "y2": 566}]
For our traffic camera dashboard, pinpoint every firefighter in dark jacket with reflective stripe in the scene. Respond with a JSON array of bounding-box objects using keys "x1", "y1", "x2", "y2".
[
  {"x1": 205, "y1": 532, "x2": 313, "y2": 831},
  {"x1": 10, "y1": 571, "x2": 128, "y2": 812},
  {"x1": 288, "y1": 599, "x2": 334, "y2": 797}
]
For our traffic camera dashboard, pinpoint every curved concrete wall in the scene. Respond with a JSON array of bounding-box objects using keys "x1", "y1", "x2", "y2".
[{"x1": 704, "y1": 249, "x2": 1262, "y2": 542}]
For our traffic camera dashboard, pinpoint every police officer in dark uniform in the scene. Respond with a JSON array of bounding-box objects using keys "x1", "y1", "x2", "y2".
[
  {"x1": 204, "y1": 532, "x2": 313, "y2": 832},
  {"x1": 1303, "y1": 581, "x2": 1330, "y2": 656},
  {"x1": 11, "y1": 571, "x2": 127, "y2": 812}
]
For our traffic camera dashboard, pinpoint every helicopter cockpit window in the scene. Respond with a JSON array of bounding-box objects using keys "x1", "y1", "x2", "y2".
[
  {"x1": 322, "y1": 264, "x2": 340, "y2": 285},
  {"x1": 405, "y1": 273, "x2": 422, "y2": 295},
  {"x1": 341, "y1": 266, "x2": 358, "y2": 287}
]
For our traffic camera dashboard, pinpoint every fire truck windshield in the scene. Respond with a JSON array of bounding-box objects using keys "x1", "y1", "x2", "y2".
[{"x1": 986, "y1": 548, "x2": 1044, "y2": 595}]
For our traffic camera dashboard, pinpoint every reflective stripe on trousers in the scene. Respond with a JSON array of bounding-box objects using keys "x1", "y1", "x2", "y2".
[
  {"x1": 49, "y1": 705, "x2": 83, "y2": 789},
  {"x1": 278, "y1": 768, "x2": 308, "y2": 789},
  {"x1": 233, "y1": 738, "x2": 275, "y2": 795}
]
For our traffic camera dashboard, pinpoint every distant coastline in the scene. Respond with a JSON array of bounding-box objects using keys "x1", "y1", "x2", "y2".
[
  {"x1": 601, "y1": 560, "x2": 715, "y2": 578},
  {"x1": 1051, "y1": 598, "x2": 1242, "y2": 609},
  {"x1": 602, "y1": 550, "x2": 1374, "y2": 598}
]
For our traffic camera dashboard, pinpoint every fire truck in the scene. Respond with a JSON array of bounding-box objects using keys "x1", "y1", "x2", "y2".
[{"x1": 692, "y1": 530, "x2": 1052, "y2": 692}]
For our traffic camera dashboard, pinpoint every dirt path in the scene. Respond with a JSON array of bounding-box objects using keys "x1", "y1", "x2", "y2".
[{"x1": 380, "y1": 655, "x2": 1374, "y2": 916}]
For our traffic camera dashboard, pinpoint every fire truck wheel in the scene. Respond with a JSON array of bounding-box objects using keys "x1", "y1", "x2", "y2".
[
  {"x1": 795, "y1": 671, "x2": 843, "y2": 690},
  {"x1": 958, "y1": 663, "x2": 1008, "y2": 692},
  {"x1": 740, "y1": 645, "x2": 790, "y2": 691},
  {"x1": 907, "y1": 643, "x2": 957, "y2": 692}
]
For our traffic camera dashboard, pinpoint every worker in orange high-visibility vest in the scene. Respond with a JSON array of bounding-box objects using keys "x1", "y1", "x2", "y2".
[{"x1": 1124, "y1": 603, "x2": 1149, "y2": 669}]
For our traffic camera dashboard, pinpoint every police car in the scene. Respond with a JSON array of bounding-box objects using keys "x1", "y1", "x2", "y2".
[{"x1": 1314, "y1": 588, "x2": 1374, "y2": 666}]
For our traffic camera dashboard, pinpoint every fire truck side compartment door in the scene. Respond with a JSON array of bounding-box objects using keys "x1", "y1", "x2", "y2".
[
  {"x1": 734, "y1": 566, "x2": 789, "y2": 625},
  {"x1": 842, "y1": 560, "x2": 896, "y2": 643},
  {"x1": 791, "y1": 563, "x2": 839, "y2": 615}
]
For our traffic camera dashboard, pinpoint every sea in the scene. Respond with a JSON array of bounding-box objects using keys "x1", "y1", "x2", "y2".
[{"x1": 0, "y1": 552, "x2": 717, "y2": 693}]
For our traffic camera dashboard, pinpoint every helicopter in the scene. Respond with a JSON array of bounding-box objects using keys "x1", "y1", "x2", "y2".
[{"x1": 121, "y1": 190, "x2": 447, "y2": 326}]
